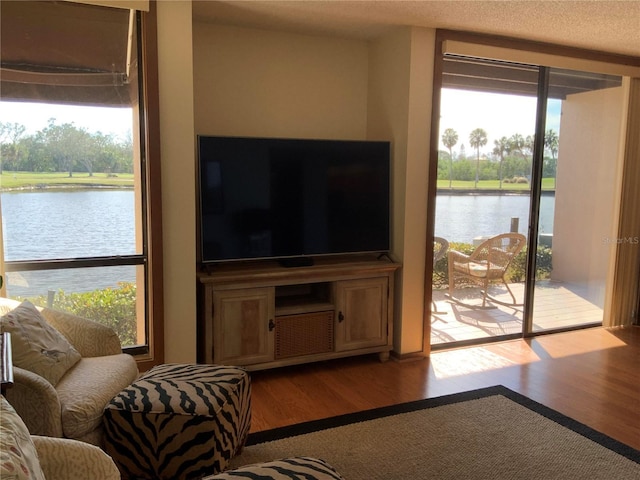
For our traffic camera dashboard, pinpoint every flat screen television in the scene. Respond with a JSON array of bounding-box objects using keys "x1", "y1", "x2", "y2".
[{"x1": 197, "y1": 135, "x2": 390, "y2": 265}]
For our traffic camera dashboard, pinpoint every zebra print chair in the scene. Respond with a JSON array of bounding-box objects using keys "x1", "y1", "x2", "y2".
[
  {"x1": 204, "y1": 457, "x2": 345, "y2": 479},
  {"x1": 103, "y1": 363, "x2": 252, "y2": 480}
]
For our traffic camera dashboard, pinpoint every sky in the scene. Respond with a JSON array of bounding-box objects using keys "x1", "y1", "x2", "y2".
[
  {"x1": 1, "y1": 92, "x2": 561, "y2": 151},
  {"x1": 0, "y1": 100, "x2": 133, "y2": 141},
  {"x1": 439, "y1": 88, "x2": 562, "y2": 156}
]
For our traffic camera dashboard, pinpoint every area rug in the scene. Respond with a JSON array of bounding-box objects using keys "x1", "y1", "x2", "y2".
[{"x1": 230, "y1": 386, "x2": 640, "y2": 479}]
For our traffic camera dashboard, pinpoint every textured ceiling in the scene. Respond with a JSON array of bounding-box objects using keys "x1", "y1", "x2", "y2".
[{"x1": 192, "y1": 0, "x2": 640, "y2": 58}]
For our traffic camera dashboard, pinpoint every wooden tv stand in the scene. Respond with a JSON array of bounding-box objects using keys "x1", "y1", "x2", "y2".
[{"x1": 197, "y1": 255, "x2": 400, "y2": 371}]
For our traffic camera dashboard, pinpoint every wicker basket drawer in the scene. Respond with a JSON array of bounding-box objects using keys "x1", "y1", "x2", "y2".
[{"x1": 275, "y1": 311, "x2": 334, "y2": 359}]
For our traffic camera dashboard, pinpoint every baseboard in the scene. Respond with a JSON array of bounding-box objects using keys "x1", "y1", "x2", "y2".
[{"x1": 390, "y1": 351, "x2": 427, "y2": 363}]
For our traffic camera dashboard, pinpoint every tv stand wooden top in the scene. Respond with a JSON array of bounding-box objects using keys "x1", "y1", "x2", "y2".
[{"x1": 198, "y1": 254, "x2": 401, "y2": 287}]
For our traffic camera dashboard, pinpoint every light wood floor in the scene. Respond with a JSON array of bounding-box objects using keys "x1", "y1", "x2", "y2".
[{"x1": 248, "y1": 326, "x2": 640, "y2": 451}]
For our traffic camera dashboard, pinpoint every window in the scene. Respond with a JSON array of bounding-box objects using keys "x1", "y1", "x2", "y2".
[{"x1": 0, "y1": 0, "x2": 163, "y2": 366}]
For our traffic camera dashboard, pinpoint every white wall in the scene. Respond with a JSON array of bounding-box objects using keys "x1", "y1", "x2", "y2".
[
  {"x1": 157, "y1": 0, "x2": 197, "y2": 363},
  {"x1": 403, "y1": 28, "x2": 435, "y2": 354},
  {"x1": 553, "y1": 86, "x2": 624, "y2": 306},
  {"x1": 193, "y1": 24, "x2": 370, "y2": 139},
  {"x1": 368, "y1": 27, "x2": 435, "y2": 355}
]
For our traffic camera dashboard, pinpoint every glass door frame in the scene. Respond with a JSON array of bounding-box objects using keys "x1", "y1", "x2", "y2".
[
  {"x1": 425, "y1": 30, "x2": 640, "y2": 352},
  {"x1": 521, "y1": 67, "x2": 549, "y2": 336}
]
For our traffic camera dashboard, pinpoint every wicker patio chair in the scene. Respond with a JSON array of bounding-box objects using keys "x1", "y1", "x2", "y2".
[
  {"x1": 447, "y1": 233, "x2": 526, "y2": 308},
  {"x1": 432, "y1": 237, "x2": 449, "y2": 319}
]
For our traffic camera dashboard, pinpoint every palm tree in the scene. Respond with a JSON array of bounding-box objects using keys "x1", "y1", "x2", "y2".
[
  {"x1": 492, "y1": 136, "x2": 509, "y2": 189},
  {"x1": 508, "y1": 133, "x2": 526, "y2": 176},
  {"x1": 469, "y1": 128, "x2": 487, "y2": 188},
  {"x1": 441, "y1": 128, "x2": 458, "y2": 188},
  {"x1": 544, "y1": 129, "x2": 559, "y2": 188},
  {"x1": 544, "y1": 129, "x2": 559, "y2": 160},
  {"x1": 525, "y1": 135, "x2": 535, "y2": 158},
  {"x1": 508, "y1": 133, "x2": 525, "y2": 157}
]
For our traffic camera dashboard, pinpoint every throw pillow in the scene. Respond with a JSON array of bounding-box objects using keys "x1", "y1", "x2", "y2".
[
  {"x1": 0, "y1": 395, "x2": 46, "y2": 480},
  {"x1": 0, "y1": 301, "x2": 81, "y2": 386}
]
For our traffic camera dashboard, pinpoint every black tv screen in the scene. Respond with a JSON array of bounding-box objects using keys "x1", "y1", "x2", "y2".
[{"x1": 197, "y1": 136, "x2": 390, "y2": 264}]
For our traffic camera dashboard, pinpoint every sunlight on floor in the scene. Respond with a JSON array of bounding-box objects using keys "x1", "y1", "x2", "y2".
[
  {"x1": 429, "y1": 343, "x2": 539, "y2": 379},
  {"x1": 429, "y1": 328, "x2": 628, "y2": 380},
  {"x1": 532, "y1": 328, "x2": 628, "y2": 359}
]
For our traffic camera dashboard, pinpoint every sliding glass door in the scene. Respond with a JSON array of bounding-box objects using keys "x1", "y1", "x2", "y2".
[
  {"x1": 528, "y1": 68, "x2": 624, "y2": 333},
  {"x1": 430, "y1": 53, "x2": 625, "y2": 347}
]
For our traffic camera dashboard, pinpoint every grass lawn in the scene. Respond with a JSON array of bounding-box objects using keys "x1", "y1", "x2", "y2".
[
  {"x1": 2, "y1": 171, "x2": 555, "y2": 191},
  {"x1": 437, "y1": 178, "x2": 556, "y2": 190},
  {"x1": 0, "y1": 171, "x2": 134, "y2": 189}
]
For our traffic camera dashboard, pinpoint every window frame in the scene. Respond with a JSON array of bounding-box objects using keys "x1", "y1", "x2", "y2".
[
  {"x1": 0, "y1": 3, "x2": 164, "y2": 369},
  {"x1": 137, "y1": 2, "x2": 164, "y2": 370}
]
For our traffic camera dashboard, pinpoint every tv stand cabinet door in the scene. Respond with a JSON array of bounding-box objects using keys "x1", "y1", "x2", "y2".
[
  {"x1": 334, "y1": 277, "x2": 389, "y2": 352},
  {"x1": 213, "y1": 287, "x2": 275, "y2": 366}
]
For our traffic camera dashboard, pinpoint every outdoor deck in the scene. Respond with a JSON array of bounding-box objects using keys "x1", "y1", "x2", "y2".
[{"x1": 431, "y1": 281, "x2": 604, "y2": 346}]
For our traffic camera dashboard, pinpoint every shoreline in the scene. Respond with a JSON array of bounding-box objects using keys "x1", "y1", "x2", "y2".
[
  {"x1": 3, "y1": 186, "x2": 553, "y2": 195},
  {"x1": 3, "y1": 186, "x2": 552, "y2": 195},
  {"x1": 437, "y1": 189, "x2": 555, "y2": 195},
  {"x1": 0, "y1": 184, "x2": 133, "y2": 193}
]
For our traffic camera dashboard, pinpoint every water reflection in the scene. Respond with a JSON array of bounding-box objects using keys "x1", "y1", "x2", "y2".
[{"x1": 435, "y1": 193, "x2": 554, "y2": 243}]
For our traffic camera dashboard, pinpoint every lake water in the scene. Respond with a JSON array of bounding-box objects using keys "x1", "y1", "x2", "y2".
[
  {"x1": 1, "y1": 190, "x2": 137, "y2": 298},
  {"x1": 2, "y1": 189, "x2": 136, "y2": 260},
  {"x1": 1, "y1": 190, "x2": 554, "y2": 297},
  {"x1": 435, "y1": 193, "x2": 555, "y2": 243}
]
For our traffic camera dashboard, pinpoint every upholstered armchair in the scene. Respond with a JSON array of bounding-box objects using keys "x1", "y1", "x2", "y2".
[
  {"x1": 33, "y1": 435, "x2": 121, "y2": 480},
  {"x1": 0, "y1": 297, "x2": 138, "y2": 447},
  {"x1": 1, "y1": 394, "x2": 120, "y2": 480}
]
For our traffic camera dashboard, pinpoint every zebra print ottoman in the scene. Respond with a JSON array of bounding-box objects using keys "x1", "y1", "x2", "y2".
[
  {"x1": 203, "y1": 457, "x2": 345, "y2": 479},
  {"x1": 103, "y1": 363, "x2": 251, "y2": 480}
]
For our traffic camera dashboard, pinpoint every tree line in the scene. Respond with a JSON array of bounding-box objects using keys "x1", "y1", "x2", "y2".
[
  {"x1": 440, "y1": 127, "x2": 559, "y2": 188},
  {"x1": 0, "y1": 120, "x2": 133, "y2": 176}
]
